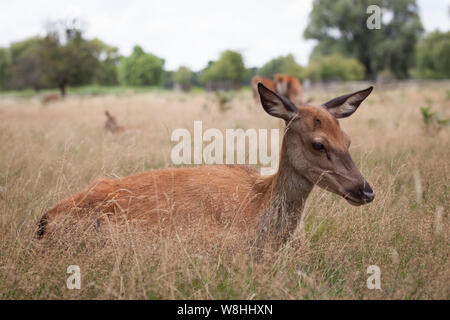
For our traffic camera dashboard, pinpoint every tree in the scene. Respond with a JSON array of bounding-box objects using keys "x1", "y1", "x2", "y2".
[
  {"x1": 119, "y1": 46, "x2": 165, "y2": 86},
  {"x1": 306, "y1": 54, "x2": 365, "y2": 81},
  {"x1": 257, "y1": 54, "x2": 304, "y2": 80},
  {"x1": 200, "y1": 50, "x2": 248, "y2": 83},
  {"x1": 91, "y1": 39, "x2": 120, "y2": 86},
  {"x1": 7, "y1": 37, "x2": 46, "y2": 90},
  {"x1": 2, "y1": 21, "x2": 118, "y2": 93},
  {"x1": 304, "y1": 0, "x2": 423, "y2": 78},
  {"x1": 416, "y1": 31, "x2": 450, "y2": 79},
  {"x1": 172, "y1": 66, "x2": 194, "y2": 91},
  {"x1": 39, "y1": 21, "x2": 101, "y2": 95},
  {"x1": 173, "y1": 66, "x2": 194, "y2": 85},
  {"x1": 0, "y1": 48, "x2": 11, "y2": 90},
  {"x1": 163, "y1": 71, "x2": 174, "y2": 89}
]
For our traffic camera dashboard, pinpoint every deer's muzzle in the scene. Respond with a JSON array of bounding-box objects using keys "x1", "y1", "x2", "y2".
[{"x1": 343, "y1": 182, "x2": 375, "y2": 206}]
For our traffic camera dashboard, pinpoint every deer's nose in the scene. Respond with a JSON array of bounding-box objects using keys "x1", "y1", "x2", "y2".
[{"x1": 359, "y1": 183, "x2": 375, "y2": 203}]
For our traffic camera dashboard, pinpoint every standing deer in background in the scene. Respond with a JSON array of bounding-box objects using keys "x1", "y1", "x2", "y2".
[
  {"x1": 38, "y1": 84, "x2": 375, "y2": 253},
  {"x1": 251, "y1": 76, "x2": 275, "y2": 102},
  {"x1": 104, "y1": 110, "x2": 124, "y2": 133},
  {"x1": 274, "y1": 73, "x2": 303, "y2": 106}
]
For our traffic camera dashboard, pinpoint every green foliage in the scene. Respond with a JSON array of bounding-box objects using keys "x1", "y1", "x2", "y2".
[
  {"x1": 420, "y1": 106, "x2": 434, "y2": 124},
  {"x1": 163, "y1": 71, "x2": 174, "y2": 88},
  {"x1": 173, "y1": 66, "x2": 194, "y2": 85},
  {"x1": 38, "y1": 24, "x2": 103, "y2": 95},
  {"x1": 256, "y1": 54, "x2": 305, "y2": 79},
  {"x1": 304, "y1": 0, "x2": 423, "y2": 79},
  {"x1": 0, "y1": 25, "x2": 120, "y2": 93},
  {"x1": 243, "y1": 67, "x2": 258, "y2": 85},
  {"x1": 420, "y1": 106, "x2": 449, "y2": 128},
  {"x1": 306, "y1": 54, "x2": 365, "y2": 81},
  {"x1": 119, "y1": 46, "x2": 165, "y2": 86},
  {"x1": 214, "y1": 90, "x2": 235, "y2": 112},
  {"x1": 7, "y1": 37, "x2": 47, "y2": 90},
  {"x1": 257, "y1": 54, "x2": 305, "y2": 80},
  {"x1": 200, "y1": 50, "x2": 248, "y2": 83},
  {"x1": 0, "y1": 85, "x2": 164, "y2": 98},
  {"x1": 416, "y1": 31, "x2": 450, "y2": 79},
  {"x1": 9, "y1": 37, "x2": 42, "y2": 62},
  {"x1": 0, "y1": 47, "x2": 11, "y2": 89},
  {"x1": 91, "y1": 39, "x2": 120, "y2": 86}
]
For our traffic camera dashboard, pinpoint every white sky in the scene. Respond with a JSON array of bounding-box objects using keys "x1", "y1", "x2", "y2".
[{"x1": 0, "y1": 0, "x2": 449, "y2": 71}]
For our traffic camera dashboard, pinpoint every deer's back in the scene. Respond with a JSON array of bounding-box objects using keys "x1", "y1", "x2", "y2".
[
  {"x1": 251, "y1": 76, "x2": 275, "y2": 92},
  {"x1": 45, "y1": 165, "x2": 266, "y2": 237}
]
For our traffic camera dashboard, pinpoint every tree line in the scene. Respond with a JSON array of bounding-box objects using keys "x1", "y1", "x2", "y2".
[{"x1": 0, "y1": 0, "x2": 449, "y2": 95}]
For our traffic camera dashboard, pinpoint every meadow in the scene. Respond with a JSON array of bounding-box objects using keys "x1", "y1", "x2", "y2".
[{"x1": 0, "y1": 82, "x2": 448, "y2": 299}]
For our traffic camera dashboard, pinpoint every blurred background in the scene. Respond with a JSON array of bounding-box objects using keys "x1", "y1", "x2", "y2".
[{"x1": 0, "y1": 0, "x2": 448, "y2": 96}]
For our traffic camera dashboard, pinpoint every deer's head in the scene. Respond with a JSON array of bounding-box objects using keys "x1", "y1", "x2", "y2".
[{"x1": 258, "y1": 83, "x2": 375, "y2": 206}]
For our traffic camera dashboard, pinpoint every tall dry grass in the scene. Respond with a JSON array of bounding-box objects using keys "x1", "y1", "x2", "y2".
[{"x1": 0, "y1": 83, "x2": 448, "y2": 299}]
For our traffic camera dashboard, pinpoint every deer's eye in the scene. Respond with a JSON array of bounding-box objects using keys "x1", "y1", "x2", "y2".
[{"x1": 312, "y1": 142, "x2": 325, "y2": 151}]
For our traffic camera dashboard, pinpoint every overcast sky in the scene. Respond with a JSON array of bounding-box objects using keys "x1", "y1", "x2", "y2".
[{"x1": 0, "y1": 0, "x2": 449, "y2": 70}]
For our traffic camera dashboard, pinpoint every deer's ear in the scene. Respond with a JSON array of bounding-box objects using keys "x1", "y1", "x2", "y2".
[
  {"x1": 258, "y1": 82, "x2": 298, "y2": 121},
  {"x1": 322, "y1": 87, "x2": 373, "y2": 119}
]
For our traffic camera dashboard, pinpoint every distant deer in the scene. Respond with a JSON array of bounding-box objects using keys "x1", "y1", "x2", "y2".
[
  {"x1": 104, "y1": 111, "x2": 124, "y2": 133},
  {"x1": 274, "y1": 74, "x2": 304, "y2": 106},
  {"x1": 38, "y1": 84, "x2": 375, "y2": 252},
  {"x1": 42, "y1": 93, "x2": 60, "y2": 104},
  {"x1": 251, "y1": 76, "x2": 275, "y2": 102}
]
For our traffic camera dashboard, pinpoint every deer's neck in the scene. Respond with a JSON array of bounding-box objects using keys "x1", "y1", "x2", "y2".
[{"x1": 255, "y1": 133, "x2": 313, "y2": 247}]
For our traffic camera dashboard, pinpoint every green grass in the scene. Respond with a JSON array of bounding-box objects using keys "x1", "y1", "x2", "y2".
[{"x1": 0, "y1": 85, "x2": 209, "y2": 98}]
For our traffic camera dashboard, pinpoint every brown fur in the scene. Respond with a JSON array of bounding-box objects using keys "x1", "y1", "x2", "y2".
[
  {"x1": 274, "y1": 74, "x2": 303, "y2": 105},
  {"x1": 251, "y1": 76, "x2": 275, "y2": 102},
  {"x1": 42, "y1": 93, "x2": 60, "y2": 104},
  {"x1": 104, "y1": 111, "x2": 125, "y2": 133},
  {"x1": 39, "y1": 165, "x2": 267, "y2": 240}
]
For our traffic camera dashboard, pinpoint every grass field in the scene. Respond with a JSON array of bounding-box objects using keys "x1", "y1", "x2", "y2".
[{"x1": 0, "y1": 82, "x2": 448, "y2": 299}]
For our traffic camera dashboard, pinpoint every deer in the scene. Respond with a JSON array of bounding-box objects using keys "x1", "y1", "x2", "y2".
[
  {"x1": 251, "y1": 76, "x2": 275, "y2": 102},
  {"x1": 274, "y1": 73, "x2": 304, "y2": 106},
  {"x1": 42, "y1": 93, "x2": 60, "y2": 104},
  {"x1": 37, "y1": 83, "x2": 375, "y2": 253},
  {"x1": 104, "y1": 110, "x2": 125, "y2": 133}
]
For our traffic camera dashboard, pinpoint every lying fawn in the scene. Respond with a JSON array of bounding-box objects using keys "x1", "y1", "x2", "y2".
[
  {"x1": 38, "y1": 84, "x2": 375, "y2": 251},
  {"x1": 42, "y1": 93, "x2": 60, "y2": 104}
]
